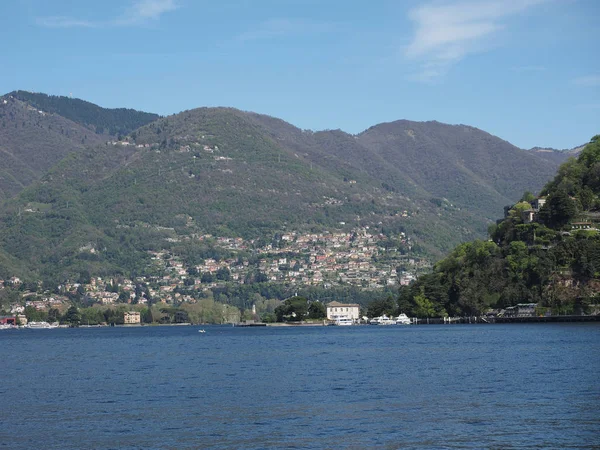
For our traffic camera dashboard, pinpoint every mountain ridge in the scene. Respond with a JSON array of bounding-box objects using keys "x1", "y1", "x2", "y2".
[{"x1": 0, "y1": 92, "x2": 580, "y2": 281}]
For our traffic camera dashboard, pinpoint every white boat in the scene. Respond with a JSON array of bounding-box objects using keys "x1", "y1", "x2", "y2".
[
  {"x1": 334, "y1": 318, "x2": 354, "y2": 326},
  {"x1": 26, "y1": 321, "x2": 55, "y2": 329},
  {"x1": 395, "y1": 313, "x2": 412, "y2": 325},
  {"x1": 369, "y1": 315, "x2": 395, "y2": 325}
]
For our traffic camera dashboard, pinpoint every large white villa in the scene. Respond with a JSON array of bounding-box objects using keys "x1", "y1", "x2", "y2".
[{"x1": 326, "y1": 301, "x2": 360, "y2": 321}]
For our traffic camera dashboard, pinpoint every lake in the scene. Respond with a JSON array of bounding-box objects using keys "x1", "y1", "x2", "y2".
[{"x1": 1, "y1": 323, "x2": 599, "y2": 449}]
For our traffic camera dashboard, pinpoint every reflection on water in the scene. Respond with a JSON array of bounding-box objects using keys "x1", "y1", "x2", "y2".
[{"x1": 1, "y1": 324, "x2": 599, "y2": 449}]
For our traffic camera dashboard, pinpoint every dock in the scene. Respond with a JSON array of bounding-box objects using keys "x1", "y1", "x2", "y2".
[{"x1": 411, "y1": 315, "x2": 600, "y2": 324}]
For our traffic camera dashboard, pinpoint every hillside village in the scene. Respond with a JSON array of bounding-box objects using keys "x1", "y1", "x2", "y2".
[{"x1": 0, "y1": 227, "x2": 429, "y2": 315}]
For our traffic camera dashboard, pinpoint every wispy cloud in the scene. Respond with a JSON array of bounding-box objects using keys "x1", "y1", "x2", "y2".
[
  {"x1": 36, "y1": 0, "x2": 179, "y2": 28},
  {"x1": 405, "y1": 0, "x2": 546, "y2": 82},
  {"x1": 572, "y1": 75, "x2": 600, "y2": 87},
  {"x1": 115, "y1": 0, "x2": 179, "y2": 26},
  {"x1": 238, "y1": 18, "x2": 339, "y2": 42},
  {"x1": 35, "y1": 16, "x2": 98, "y2": 28},
  {"x1": 510, "y1": 65, "x2": 547, "y2": 73}
]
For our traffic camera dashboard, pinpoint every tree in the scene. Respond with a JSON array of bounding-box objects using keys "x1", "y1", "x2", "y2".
[
  {"x1": 80, "y1": 307, "x2": 105, "y2": 325},
  {"x1": 47, "y1": 308, "x2": 61, "y2": 323},
  {"x1": 398, "y1": 285, "x2": 413, "y2": 314},
  {"x1": 201, "y1": 272, "x2": 214, "y2": 283},
  {"x1": 308, "y1": 301, "x2": 326, "y2": 319},
  {"x1": 366, "y1": 296, "x2": 397, "y2": 317},
  {"x1": 275, "y1": 296, "x2": 309, "y2": 322},
  {"x1": 520, "y1": 191, "x2": 536, "y2": 203},
  {"x1": 413, "y1": 289, "x2": 436, "y2": 318},
  {"x1": 65, "y1": 306, "x2": 81, "y2": 327},
  {"x1": 216, "y1": 267, "x2": 231, "y2": 281},
  {"x1": 24, "y1": 305, "x2": 47, "y2": 322},
  {"x1": 539, "y1": 189, "x2": 577, "y2": 228},
  {"x1": 579, "y1": 186, "x2": 596, "y2": 211}
]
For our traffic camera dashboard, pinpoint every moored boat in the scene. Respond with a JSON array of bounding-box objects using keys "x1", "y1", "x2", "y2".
[
  {"x1": 395, "y1": 313, "x2": 412, "y2": 325},
  {"x1": 333, "y1": 318, "x2": 354, "y2": 326},
  {"x1": 26, "y1": 321, "x2": 56, "y2": 329},
  {"x1": 369, "y1": 315, "x2": 395, "y2": 325}
]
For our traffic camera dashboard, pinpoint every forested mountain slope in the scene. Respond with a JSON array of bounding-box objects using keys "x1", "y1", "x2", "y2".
[
  {"x1": 0, "y1": 92, "x2": 159, "y2": 202},
  {"x1": 0, "y1": 96, "x2": 574, "y2": 282},
  {"x1": 10, "y1": 91, "x2": 159, "y2": 136},
  {"x1": 399, "y1": 135, "x2": 600, "y2": 318},
  {"x1": 356, "y1": 120, "x2": 564, "y2": 222},
  {"x1": 0, "y1": 94, "x2": 105, "y2": 202}
]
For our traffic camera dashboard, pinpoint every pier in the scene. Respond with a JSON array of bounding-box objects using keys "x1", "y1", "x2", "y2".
[{"x1": 411, "y1": 315, "x2": 600, "y2": 324}]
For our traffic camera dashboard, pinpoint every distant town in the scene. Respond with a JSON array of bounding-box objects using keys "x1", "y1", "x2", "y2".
[{"x1": 0, "y1": 227, "x2": 430, "y2": 320}]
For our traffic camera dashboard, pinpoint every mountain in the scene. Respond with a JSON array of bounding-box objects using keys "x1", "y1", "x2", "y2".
[
  {"x1": 0, "y1": 92, "x2": 158, "y2": 203},
  {"x1": 10, "y1": 91, "x2": 159, "y2": 136},
  {"x1": 0, "y1": 94, "x2": 104, "y2": 202},
  {"x1": 398, "y1": 135, "x2": 600, "y2": 318},
  {"x1": 0, "y1": 94, "x2": 573, "y2": 281},
  {"x1": 527, "y1": 144, "x2": 584, "y2": 165},
  {"x1": 355, "y1": 120, "x2": 561, "y2": 218}
]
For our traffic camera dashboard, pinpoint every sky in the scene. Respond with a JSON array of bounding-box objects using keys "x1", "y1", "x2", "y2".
[{"x1": 1, "y1": 0, "x2": 599, "y2": 149}]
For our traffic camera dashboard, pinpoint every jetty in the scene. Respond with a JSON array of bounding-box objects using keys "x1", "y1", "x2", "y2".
[
  {"x1": 411, "y1": 315, "x2": 600, "y2": 324},
  {"x1": 234, "y1": 320, "x2": 267, "y2": 327}
]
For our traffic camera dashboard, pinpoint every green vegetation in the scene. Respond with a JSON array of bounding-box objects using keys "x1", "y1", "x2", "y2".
[
  {"x1": 398, "y1": 136, "x2": 600, "y2": 317},
  {"x1": 0, "y1": 102, "x2": 568, "y2": 281},
  {"x1": 11, "y1": 91, "x2": 159, "y2": 136},
  {"x1": 273, "y1": 296, "x2": 326, "y2": 322}
]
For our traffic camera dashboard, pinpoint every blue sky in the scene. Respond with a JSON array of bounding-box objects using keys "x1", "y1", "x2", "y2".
[{"x1": 2, "y1": 0, "x2": 598, "y2": 149}]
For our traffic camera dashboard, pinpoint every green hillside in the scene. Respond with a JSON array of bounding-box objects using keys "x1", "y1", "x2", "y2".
[
  {"x1": 0, "y1": 100, "x2": 573, "y2": 283},
  {"x1": 399, "y1": 135, "x2": 600, "y2": 317},
  {"x1": 0, "y1": 94, "x2": 105, "y2": 202},
  {"x1": 11, "y1": 91, "x2": 159, "y2": 136}
]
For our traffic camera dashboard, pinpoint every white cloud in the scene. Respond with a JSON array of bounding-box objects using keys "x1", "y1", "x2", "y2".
[
  {"x1": 115, "y1": 0, "x2": 179, "y2": 26},
  {"x1": 35, "y1": 16, "x2": 97, "y2": 28},
  {"x1": 238, "y1": 18, "x2": 338, "y2": 42},
  {"x1": 405, "y1": 0, "x2": 546, "y2": 81},
  {"x1": 36, "y1": 0, "x2": 179, "y2": 28},
  {"x1": 572, "y1": 75, "x2": 600, "y2": 87}
]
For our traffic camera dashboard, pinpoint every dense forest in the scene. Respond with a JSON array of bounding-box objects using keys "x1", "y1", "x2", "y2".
[
  {"x1": 398, "y1": 136, "x2": 600, "y2": 317},
  {"x1": 11, "y1": 90, "x2": 159, "y2": 136}
]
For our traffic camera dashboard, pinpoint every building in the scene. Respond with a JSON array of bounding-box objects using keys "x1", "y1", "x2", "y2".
[
  {"x1": 571, "y1": 222, "x2": 593, "y2": 230},
  {"x1": 124, "y1": 311, "x2": 141, "y2": 324},
  {"x1": 503, "y1": 303, "x2": 538, "y2": 318},
  {"x1": 0, "y1": 316, "x2": 16, "y2": 325},
  {"x1": 532, "y1": 197, "x2": 546, "y2": 211},
  {"x1": 326, "y1": 301, "x2": 360, "y2": 321}
]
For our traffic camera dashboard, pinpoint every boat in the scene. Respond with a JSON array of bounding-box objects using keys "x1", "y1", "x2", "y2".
[
  {"x1": 395, "y1": 313, "x2": 412, "y2": 325},
  {"x1": 333, "y1": 318, "x2": 354, "y2": 326},
  {"x1": 198, "y1": 329, "x2": 206, "y2": 333},
  {"x1": 369, "y1": 315, "x2": 395, "y2": 325},
  {"x1": 26, "y1": 321, "x2": 55, "y2": 329}
]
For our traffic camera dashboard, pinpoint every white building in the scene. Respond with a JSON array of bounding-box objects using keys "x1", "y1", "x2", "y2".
[
  {"x1": 326, "y1": 301, "x2": 360, "y2": 321},
  {"x1": 124, "y1": 311, "x2": 141, "y2": 324}
]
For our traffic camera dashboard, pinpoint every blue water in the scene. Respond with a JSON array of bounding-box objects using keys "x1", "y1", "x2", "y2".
[{"x1": 1, "y1": 324, "x2": 599, "y2": 449}]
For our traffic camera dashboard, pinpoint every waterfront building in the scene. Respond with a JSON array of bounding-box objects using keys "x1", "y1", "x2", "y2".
[
  {"x1": 326, "y1": 301, "x2": 360, "y2": 321},
  {"x1": 124, "y1": 311, "x2": 141, "y2": 324}
]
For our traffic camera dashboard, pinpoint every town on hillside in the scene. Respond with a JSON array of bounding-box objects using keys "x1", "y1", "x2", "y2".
[{"x1": 0, "y1": 227, "x2": 430, "y2": 321}]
